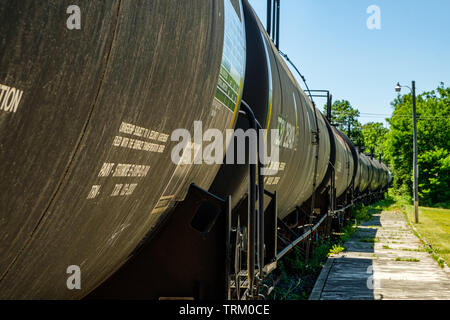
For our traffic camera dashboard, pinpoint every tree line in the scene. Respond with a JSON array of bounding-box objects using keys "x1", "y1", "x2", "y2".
[{"x1": 323, "y1": 83, "x2": 450, "y2": 206}]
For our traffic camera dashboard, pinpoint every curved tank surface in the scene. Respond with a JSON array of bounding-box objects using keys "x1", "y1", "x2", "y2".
[
  {"x1": 356, "y1": 153, "x2": 372, "y2": 193},
  {"x1": 209, "y1": 0, "x2": 331, "y2": 219},
  {"x1": 0, "y1": 0, "x2": 247, "y2": 299},
  {"x1": 331, "y1": 127, "x2": 355, "y2": 198}
]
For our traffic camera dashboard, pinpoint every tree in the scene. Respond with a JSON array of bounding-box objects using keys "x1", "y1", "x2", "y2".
[
  {"x1": 323, "y1": 100, "x2": 362, "y2": 144},
  {"x1": 361, "y1": 122, "x2": 389, "y2": 159},
  {"x1": 385, "y1": 83, "x2": 450, "y2": 204},
  {"x1": 418, "y1": 147, "x2": 450, "y2": 205}
]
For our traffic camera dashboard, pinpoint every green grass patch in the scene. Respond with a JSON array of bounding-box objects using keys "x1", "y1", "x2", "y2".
[
  {"x1": 267, "y1": 240, "x2": 332, "y2": 300},
  {"x1": 400, "y1": 248, "x2": 425, "y2": 252},
  {"x1": 328, "y1": 244, "x2": 345, "y2": 256},
  {"x1": 340, "y1": 224, "x2": 357, "y2": 243},
  {"x1": 394, "y1": 257, "x2": 420, "y2": 262},
  {"x1": 403, "y1": 205, "x2": 450, "y2": 267}
]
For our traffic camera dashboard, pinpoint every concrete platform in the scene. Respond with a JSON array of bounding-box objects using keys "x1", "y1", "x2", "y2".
[{"x1": 310, "y1": 211, "x2": 450, "y2": 300}]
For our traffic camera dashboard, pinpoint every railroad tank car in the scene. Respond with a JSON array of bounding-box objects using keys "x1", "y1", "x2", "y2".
[
  {"x1": 382, "y1": 162, "x2": 391, "y2": 188},
  {"x1": 331, "y1": 127, "x2": 356, "y2": 198},
  {"x1": 88, "y1": 0, "x2": 390, "y2": 300},
  {"x1": 0, "y1": 0, "x2": 391, "y2": 300},
  {"x1": 208, "y1": 0, "x2": 331, "y2": 220},
  {"x1": 0, "y1": 0, "x2": 247, "y2": 299},
  {"x1": 355, "y1": 153, "x2": 373, "y2": 193},
  {"x1": 374, "y1": 160, "x2": 385, "y2": 191},
  {"x1": 368, "y1": 157, "x2": 383, "y2": 191}
]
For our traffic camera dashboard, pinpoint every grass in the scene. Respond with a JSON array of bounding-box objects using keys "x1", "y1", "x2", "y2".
[
  {"x1": 328, "y1": 244, "x2": 345, "y2": 256},
  {"x1": 268, "y1": 241, "x2": 331, "y2": 300},
  {"x1": 394, "y1": 257, "x2": 421, "y2": 262},
  {"x1": 339, "y1": 223, "x2": 358, "y2": 243},
  {"x1": 400, "y1": 248, "x2": 426, "y2": 252},
  {"x1": 395, "y1": 257, "x2": 420, "y2": 262},
  {"x1": 403, "y1": 205, "x2": 450, "y2": 268}
]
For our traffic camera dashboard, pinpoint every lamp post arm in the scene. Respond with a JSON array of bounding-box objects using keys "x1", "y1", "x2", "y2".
[{"x1": 400, "y1": 85, "x2": 412, "y2": 92}]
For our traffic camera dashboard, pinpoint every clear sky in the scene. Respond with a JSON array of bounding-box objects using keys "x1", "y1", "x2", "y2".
[{"x1": 248, "y1": 0, "x2": 450, "y2": 126}]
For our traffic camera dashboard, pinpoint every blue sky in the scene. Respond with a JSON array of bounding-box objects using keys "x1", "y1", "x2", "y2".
[{"x1": 248, "y1": 0, "x2": 450, "y2": 126}]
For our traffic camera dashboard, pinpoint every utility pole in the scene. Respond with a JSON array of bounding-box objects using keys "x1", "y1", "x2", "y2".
[
  {"x1": 275, "y1": 0, "x2": 280, "y2": 49},
  {"x1": 412, "y1": 81, "x2": 419, "y2": 223},
  {"x1": 395, "y1": 81, "x2": 419, "y2": 223},
  {"x1": 267, "y1": 0, "x2": 281, "y2": 48},
  {"x1": 267, "y1": 0, "x2": 272, "y2": 37},
  {"x1": 327, "y1": 94, "x2": 332, "y2": 123}
]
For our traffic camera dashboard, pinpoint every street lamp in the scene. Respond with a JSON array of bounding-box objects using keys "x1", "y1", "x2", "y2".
[{"x1": 395, "y1": 81, "x2": 419, "y2": 223}]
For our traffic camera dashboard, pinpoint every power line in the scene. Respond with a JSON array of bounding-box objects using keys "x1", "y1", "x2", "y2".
[
  {"x1": 278, "y1": 50, "x2": 315, "y2": 104},
  {"x1": 329, "y1": 111, "x2": 450, "y2": 120}
]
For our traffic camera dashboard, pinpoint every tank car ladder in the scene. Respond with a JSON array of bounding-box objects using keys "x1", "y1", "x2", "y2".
[{"x1": 226, "y1": 101, "x2": 278, "y2": 300}]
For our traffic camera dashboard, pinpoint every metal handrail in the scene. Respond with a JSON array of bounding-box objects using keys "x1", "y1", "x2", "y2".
[{"x1": 276, "y1": 213, "x2": 328, "y2": 260}]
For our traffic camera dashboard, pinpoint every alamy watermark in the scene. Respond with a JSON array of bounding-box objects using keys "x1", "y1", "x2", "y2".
[
  {"x1": 367, "y1": 5, "x2": 381, "y2": 30},
  {"x1": 171, "y1": 121, "x2": 280, "y2": 176},
  {"x1": 66, "y1": 265, "x2": 81, "y2": 290},
  {"x1": 366, "y1": 265, "x2": 381, "y2": 290},
  {"x1": 66, "y1": 5, "x2": 81, "y2": 30}
]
